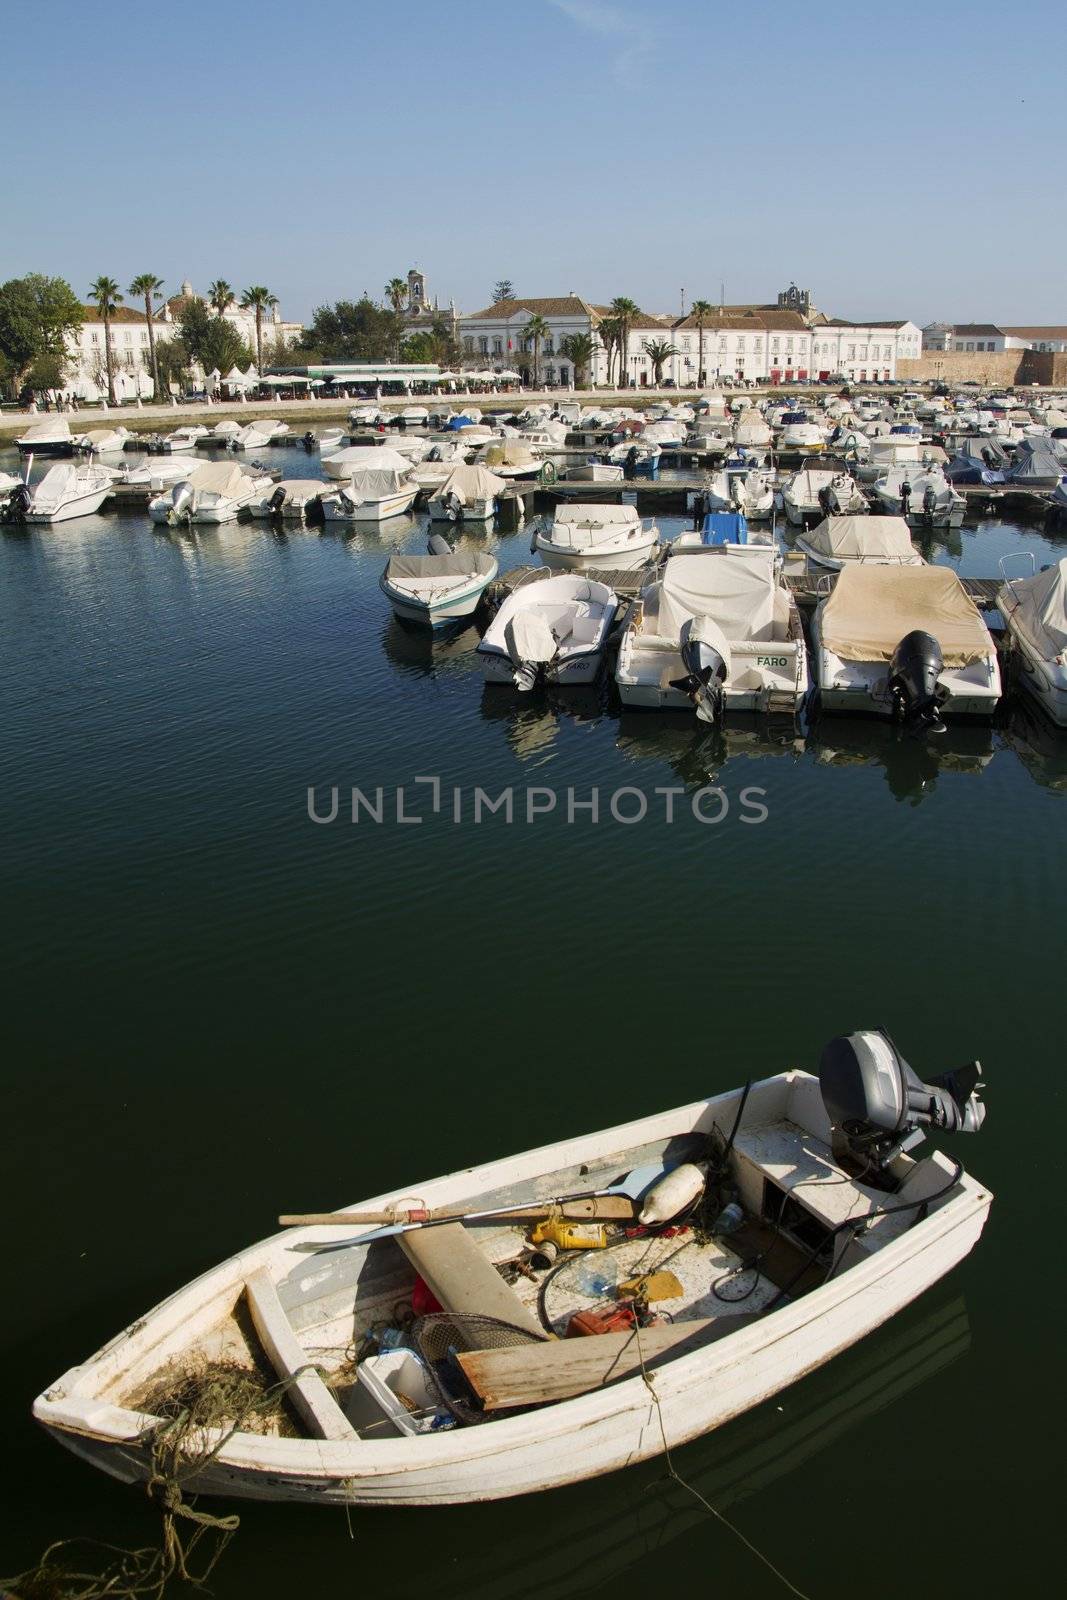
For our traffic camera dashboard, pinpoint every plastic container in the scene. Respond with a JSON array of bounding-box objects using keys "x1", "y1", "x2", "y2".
[
  {"x1": 710, "y1": 1201, "x2": 744, "y2": 1236},
  {"x1": 356, "y1": 1350, "x2": 454, "y2": 1436}
]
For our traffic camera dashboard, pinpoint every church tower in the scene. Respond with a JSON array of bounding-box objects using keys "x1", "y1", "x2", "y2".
[{"x1": 407, "y1": 267, "x2": 427, "y2": 317}]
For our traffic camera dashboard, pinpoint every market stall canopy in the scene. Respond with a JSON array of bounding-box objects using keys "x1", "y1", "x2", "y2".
[{"x1": 821, "y1": 565, "x2": 990, "y2": 667}]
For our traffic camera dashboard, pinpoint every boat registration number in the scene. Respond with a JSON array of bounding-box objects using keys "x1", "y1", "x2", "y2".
[{"x1": 757, "y1": 655, "x2": 789, "y2": 668}]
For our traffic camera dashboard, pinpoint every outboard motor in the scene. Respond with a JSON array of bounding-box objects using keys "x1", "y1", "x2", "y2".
[
  {"x1": 922, "y1": 483, "x2": 938, "y2": 525},
  {"x1": 505, "y1": 610, "x2": 558, "y2": 693},
  {"x1": 898, "y1": 478, "x2": 912, "y2": 518},
  {"x1": 888, "y1": 629, "x2": 946, "y2": 734},
  {"x1": 670, "y1": 615, "x2": 730, "y2": 726},
  {"x1": 427, "y1": 531, "x2": 454, "y2": 555},
  {"x1": 303, "y1": 431, "x2": 315, "y2": 451},
  {"x1": 168, "y1": 481, "x2": 195, "y2": 525},
  {"x1": 268, "y1": 486, "x2": 288, "y2": 516},
  {"x1": 817, "y1": 482, "x2": 841, "y2": 517},
  {"x1": 819, "y1": 1028, "x2": 985, "y2": 1186},
  {"x1": 6, "y1": 482, "x2": 33, "y2": 522},
  {"x1": 338, "y1": 490, "x2": 356, "y2": 516}
]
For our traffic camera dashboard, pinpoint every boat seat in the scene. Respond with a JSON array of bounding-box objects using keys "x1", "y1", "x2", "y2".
[
  {"x1": 244, "y1": 1267, "x2": 357, "y2": 1440},
  {"x1": 399, "y1": 1223, "x2": 548, "y2": 1340}
]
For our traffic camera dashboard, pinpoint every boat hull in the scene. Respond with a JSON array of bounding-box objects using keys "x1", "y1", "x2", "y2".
[
  {"x1": 1005, "y1": 624, "x2": 1067, "y2": 726},
  {"x1": 24, "y1": 487, "x2": 111, "y2": 523},
  {"x1": 533, "y1": 539, "x2": 658, "y2": 572},
  {"x1": 479, "y1": 647, "x2": 605, "y2": 686}
]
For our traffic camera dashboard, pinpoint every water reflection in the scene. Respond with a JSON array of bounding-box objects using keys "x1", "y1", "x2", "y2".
[
  {"x1": 616, "y1": 711, "x2": 806, "y2": 786},
  {"x1": 1000, "y1": 698, "x2": 1067, "y2": 792},
  {"x1": 380, "y1": 614, "x2": 482, "y2": 680},
  {"x1": 810, "y1": 715, "x2": 995, "y2": 803},
  {"x1": 477, "y1": 682, "x2": 608, "y2": 762},
  {"x1": 442, "y1": 1294, "x2": 970, "y2": 1600}
]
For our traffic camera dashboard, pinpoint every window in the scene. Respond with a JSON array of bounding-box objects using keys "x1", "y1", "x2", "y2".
[
  {"x1": 543, "y1": 339, "x2": 553, "y2": 355},
  {"x1": 847, "y1": 345, "x2": 856, "y2": 360},
  {"x1": 966, "y1": 342, "x2": 975, "y2": 352},
  {"x1": 91, "y1": 330, "x2": 99, "y2": 344},
  {"x1": 718, "y1": 336, "x2": 727, "y2": 351},
  {"x1": 492, "y1": 338, "x2": 502, "y2": 355},
  {"x1": 463, "y1": 337, "x2": 473, "y2": 353},
  {"x1": 754, "y1": 338, "x2": 763, "y2": 352},
  {"x1": 771, "y1": 338, "x2": 779, "y2": 353},
  {"x1": 682, "y1": 337, "x2": 691, "y2": 351},
  {"x1": 737, "y1": 337, "x2": 746, "y2": 353},
  {"x1": 124, "y1": 330, "x2": 133, "y2": 344},
  {"x1": 478, "y1": 337, "x2": 488, "y2": 355},
  {"x1": 141, "y1": 331, "x2": 148, "y2": 343}
]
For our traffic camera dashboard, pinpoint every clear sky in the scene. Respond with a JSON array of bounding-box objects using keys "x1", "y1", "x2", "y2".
[{"x1": 6, "y1": 0, "x2": 1065, "y2": 328}]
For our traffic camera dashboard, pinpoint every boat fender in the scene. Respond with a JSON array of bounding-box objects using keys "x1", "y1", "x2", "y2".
[{"x1": 638, "y1": 1163, "x2": 706, "y2": 1226}]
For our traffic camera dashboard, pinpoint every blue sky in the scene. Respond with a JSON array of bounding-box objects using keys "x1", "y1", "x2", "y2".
[{"x1": 6, "y1": 0, "x2": 1065, "y2": 327}]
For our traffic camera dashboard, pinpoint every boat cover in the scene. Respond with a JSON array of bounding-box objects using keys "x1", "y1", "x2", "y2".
[
  {"x1": 20, "y1": 420, "x2": 72, "y2": 444},
  {"x1": 429, "y1": 465, "x2": 506, "y2": 507},
  {"x1": 385, "y1": 552, "x2": 495, "y2": 581},
  {"x1": 806, "y1": 516, "x2": 914, "y2": 559},
  {"x1": 480, "y1": 442, "x2": 537, "y2": 467},
  {"x1": 555, "y1": 504, "x2": 640, "y2": 529},
  {"x1": 185, "y1": 461, "x2": 254, "y2": 496},
  {"x1": 327, "y1": 446, "x2": 411, "y2": 473},
  {"x1": 1006, "y1": 444, "x2": 1064, "y2": 486},
  {"x1": 658, "y1": 549, "x2": 776, "y2": 641},
  {"x1": 1000, "y1": 558, "x2": 1067, "y2": 657},
  {"x1": 821, "y1": 566, "x2": 990, "y2": 667},
  {"x1": 346, "y1": 468, "x2": 408, "y2": 497},
  {"x1": 275, "y1": 479, "x2": 324, "y2": 500},
  {"x1": 701, "y1": 512, "x2": 749, "y2": 545},
  {"x1": 506, "y1": 611, "x2": 558, "y2": 665}
]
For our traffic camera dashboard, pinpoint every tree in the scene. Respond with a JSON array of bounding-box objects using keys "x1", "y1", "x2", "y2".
[
  {"x1": 0, "y1": 274, "x2": 84, "y2": 396},
  {"x1": 88, "y1": 276, "x2": 123, "y2": 403},
  {"x1": 129, "y1": 274, "x2": 164, "y2": 402},
  {"x1": 177, "y1": 299, "x2": 252, "y2": 376},
  {"x1": 239, "y1": 285, "x2": 277, "y2": 377},
  {"x1": 299, "y1": 298, "x2": 405, "y2": 363},
  {"x1": 597, "y1": 317, "x2": 620, "y2": 386},
  {"x1": 522, "y1": 314, "x2": 550, "y2": 388},
  {"x1": 643, "y1": 339, "x2": 678, "y2": 386},
  {"x1": 208, "y1": 280, "x2": 235, "y2": 318},
  {"x1": 492, "y1": 280, "x2": 514, "y2": 303},
  {"x1": 690, "y1": 300, "x2": 713, "y2": 387},
  {"x1": 385, "y1": 278, "x2": 408, "y2": 314},
  {"x1": 609, "y1": 298, "x2": 640, "y2": 388},
  {"x1": 559, "y1": 332, "x2": 594, "y2": 388},
  {"x1": 153, "y1": 338, "x2": 191, "y2": 396},
  {"x1": 25, "y1": 352, "x2": 67, "y2": 392}
]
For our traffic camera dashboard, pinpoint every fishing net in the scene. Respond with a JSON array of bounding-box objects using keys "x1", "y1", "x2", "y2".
[{"x1": 412, "y1": 1313, "x2": 545, "y2": 1426}]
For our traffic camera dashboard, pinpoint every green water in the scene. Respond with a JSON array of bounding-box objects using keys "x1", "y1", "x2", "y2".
[{"x1": 1, "y1": 446, "x2": 1064, "y2": 1598}]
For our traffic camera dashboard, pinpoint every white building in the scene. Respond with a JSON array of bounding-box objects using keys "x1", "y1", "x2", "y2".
[{"x1": 157, "y1": 280, "x2": 303, "y2": 356}]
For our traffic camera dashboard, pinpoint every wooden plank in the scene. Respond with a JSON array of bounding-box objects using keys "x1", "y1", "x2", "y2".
[
  {"x1": 399, "y1": 1222, "x2": 548, "y2": 1341},
  {"x1": 244, "y1": 1268, "x2": 356, "y2": 1441},
  {"x1": 457, "y1": 1314, "x2": 758, "y2": 1410}
]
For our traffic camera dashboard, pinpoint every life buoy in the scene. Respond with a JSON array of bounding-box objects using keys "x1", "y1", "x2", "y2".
[{"x1": 539, "y1": 459, "x2": 557, "y2": 485}]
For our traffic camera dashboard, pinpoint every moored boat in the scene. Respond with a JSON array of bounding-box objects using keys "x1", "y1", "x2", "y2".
[
  {"x1": 532, "y1": 503, "x2": 659, "y2": 570},
  {"x1": 997, "y1": 555, "x2": 1067, "y2": 726},
  {"x1": 16, "y1": 461, "x2": 114, "y2": 523},
  {"x1": 15, "y1": 419, "x2": 75, "y2": 458},
  {"x1": 796, "y1": 515, "x2": 922, "y2": 570},
  {"x1": 478, "y1": 573, "x2": 618, "y2": 688},
  {"x1": 380, "y1": 549, "x2": 498, "y2": 627}
]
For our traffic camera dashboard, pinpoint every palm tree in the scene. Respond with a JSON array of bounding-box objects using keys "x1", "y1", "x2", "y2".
[
  {"x1": 597, "y1": 317, "x2": 621, "y2": 386},
  {"x1": 385, "y1": 278, "x2": 408, "y2": 314},
  {"x1": 239, "y1": 286, "x2": 278, "y2": 378},
  {"x1": 643, "y1": 339, "x2": 679, "y2": 387},
  {"x1": 690, "y1": 299, "x2": 713, "y2": 388},
  {"x1": 88, "y1": 276, "x2": 123, "y2": 404},
  {"x1": 559, "y1": 332, "x2": 594, "y2": 389},
  {"x1": 208, "y1": 280, "x2": 235, "y2": 318},
  {"x1": 522, "y1": 314, "x2": 550, "y2": 388},
  {"x1": 610, "y1": 298, "x2": 640, "y2": 388},
  {"x1": 129, "y1": 274, "x2": 164, "y2": 402}
]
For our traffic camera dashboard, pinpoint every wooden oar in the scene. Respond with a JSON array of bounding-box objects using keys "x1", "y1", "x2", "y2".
[{"x1": 279, "y1": 1161, "x2": 672, "y2": 1244}]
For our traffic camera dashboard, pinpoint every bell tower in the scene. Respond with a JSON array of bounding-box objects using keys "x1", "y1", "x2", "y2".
[{"x1": 407, "y1": 267, "x2": 427, "y2": 317}]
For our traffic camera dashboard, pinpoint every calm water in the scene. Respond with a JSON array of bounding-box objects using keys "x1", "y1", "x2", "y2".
[{"x1": 1, "y1": 443, "x2": 1064, "y2": 1599}]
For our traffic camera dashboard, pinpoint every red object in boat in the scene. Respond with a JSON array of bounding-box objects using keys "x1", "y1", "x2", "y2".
[
  {"x1": 411, "y1": 1276, "x2": 443, "y2": 1316},
  {"x1": 566, "y1": 1306, "x2": 637, "y2": 1338}
]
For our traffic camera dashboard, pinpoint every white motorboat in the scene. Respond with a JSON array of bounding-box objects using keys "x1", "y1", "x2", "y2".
[
  {"x1": 687, "y1": 423, "x2": 730, "y2": 451},
  {"x1": 642, "y1": 420, "x2": 685, "y2": 450},
  {"x1": 322, "y1": 445, "x2": 412, "y2": 482},
  {"x1": 451, "y1": 425, "x2": 495, "y2": 451},
  {"x1": 198, "y1": 419, "x2": 242, "y2": 447},
  {"x1": 17, "y1": 461, "x2": 113, "y2": 523},
  {"x1": 427, "y1": 464, "x2": 506, "y2": 523},
  {"x1": 606, "y1": 440, "x2": 661, "y2": 468},
  {"x1": 116, "y1": 457, "x2": 208, "y2": 489},
  {"x1": 15, "y1": 419, "x2": 74, "y2": 458},
  {"x1": 781, "y1": 465, "x2": 867, "y2": 526},
  {"x1": 396, "y1": 406, "x2": 429, "y2": 427},
  {"x1": 160, "y1": 426, "x2": 209, "y2": 452},
  {"x1": 616, "y1": 545, "x2": 808, "y2": 717},
  {"x1": 796, "y1": 515, "x2": 921, "y2": 571},
  {"x1": 478, "y1": 573, "x2": 619, "y2": 688},
  {"x1": 702, "y1": 469, "x2": 775, "y2": 520},
  {"x1": 230, "y1": 419, "x2": 288, "y2": 451},
  {"x1": 533, "y1": 504, "x2": 659, "y2": 571},
  {"x1": 407, "y1": 442, "x2": 470, "y2": 492},
  {"x1": 779, "y1": 418, "x2": 826, "y2": 452},
  {"x1": 32, "y1": 1034, "x2": 990, "y2": 1506},
  {"x1": 732, "y1": 412, "x2": 773, "y2": 448},
  {"x1": 148, "y1": 461, "x2": 273, "y2": 525},
  {"x1": 316, "y1": 428, "x2": 346, "y2": 452},
  {"x1": 245, "y1": 479, "x2": 328, "y2": 522},
  {"x1": 388, "y1": 436, "x2": 434, "y2": 464},
  {"x1": 475, "y1": 441, "x2": 543, "y2": 481},
  {"x1": 811, "y1": 564, "x2": 1001, "y2": 726},
  {"x1": 380, "y1": 549, "x2": 498, "y2": 627},
  {"x1": 997, "y1": 555, "x2": 1067, "y2": 726},
  {"x1": 561, "y1": 461, "x2": 624, "y2": 484},
  {"x1": 320, "y1": 468, "x2": 419, "y2": 524},
  {"x1": 870, "y1": 467, "x2": 965, "y2": 528},
  {"x1": 827, "y1": 427, "x2": 871, "y2": 462},
  {"x1": 855, "y1": 437, "x2": 927, "y2": 483},
  {"x1": 78, "y1": 425, "x2": 132, "y2": 454},
  {"x1": 521, "y1": 420, "x2": 568, "y2": 446},
  {"x1": 348, "y1": 404, "x2": 382, "y2": 426}
]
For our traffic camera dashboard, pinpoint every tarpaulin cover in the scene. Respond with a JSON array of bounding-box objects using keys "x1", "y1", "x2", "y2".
[
  {"x1": 555, "y1": 504, "x2": 640, "y2": 529},
  {"x1": 657, "y1": 548, "x2": 776, "y2": 641},
  {"x1": 184, "y1": 461, "x2": 254, "y2": 496},
  {"x1": 805, "y1": 515, "x2": 914, "y2": 559},
  {"x1": 506, "y1": 610, "x2": 558, "y2": 665},
  {"x1": 821, "y1": 565, "x2": 991, "y2": 667},
  {"x1": 346, "y1": 468, "x2": 407, "y2": 497},
  {"x1": 326, "y1": 446, "x2": 411, "y2": 473},
  {"x1": 701, "y1": 512, "x2": 749, "y2": 545},
  {"x1": 999, "y1": 558, "x2": 1067, "y2": 658},
  {"x1": 430, "y1": 465, "x2": 506, "y2": 505},
  {"x1": 385, "y1": 552, "x2": 496, "y2": 581}
]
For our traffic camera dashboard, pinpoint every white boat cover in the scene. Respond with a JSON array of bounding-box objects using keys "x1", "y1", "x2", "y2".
[
  {"x1": 821, "y1": 566, "x2": 990, "y2": 667},
  {"x1": 555, "y1": 504, "x2": 640, "y2": 530},
  {"x1": 1000, "y1": 558, "x2": 1067, "y2": 657},
  {"x1": 275, "y1": 479, "x2": 324, "y2": 501},
  {"x1": 658, "y1": 549, "x2": 776, "y2": 640},
  {"x1": 33, "y1": 463, "x2": 82, "y2": 498},
  {"x1": 346, "y1": 468, "x2": 408, "y2": 498},
  {"x1": 806, "y1": 516, "x2": 915, "y2": 560},
  {"x1": 431, "y1": 465, "x2": 506, "y2": 505},
  {"x1": 506, "y1": 611, "x2": 558, "y2": 665},
  {"x1": 326, "y1": 447, "x2": 411, "y2": 473},
  {"x1": 20, "y1": 420, "x2": 72, "y2": 444},
  {"x1": 184, "y1": 461, "x2": 255, "y2": 496}
]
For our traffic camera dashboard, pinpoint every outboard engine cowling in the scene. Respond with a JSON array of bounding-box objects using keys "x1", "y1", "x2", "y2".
[
  {"x1": 7, "y1": 482, "x2": 33, "y2": 521},
  {"x1": 670, "y1": 615, "x2": 730, "y2": 726},
  {"x1": 817, "y1": 483, "x2": 841, "y2": 517},
  {"x1": 303, "y1": 431, "x2": 315, "y2": 451},
  {"x1": 819, "y1": 1028, "x2": 985, "y2": 1184},
  {"x1": 505, "y1": 610, "x2": 558, "y2": 692},
  {"x1": 168, "y1": 481, "x2": 195, "y2": 524},
  {"x1": 888, "y1": 629, "x2": 946, "y2": 734},
  {"x1": 268, "y1": 486, "x2": 288, "y2": 515},
  {"x1": 922, "y1": 483, "x2": 937, "y2": 523}
]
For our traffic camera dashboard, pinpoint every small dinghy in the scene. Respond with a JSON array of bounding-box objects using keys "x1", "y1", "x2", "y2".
[
  {"x1": 14, "y1": 461, "x2": 114, "y2": 523},
  {"x1": 380, "y1": 549, "x2": 498, "y2": 628},
  {"x1": 997, "y1": 555, "x2": 1067, "y2": 726},
  {"x1": 870, "y1": 467, "x2": 965, "y2": 528},
  {"x1": 478, "y1": 573, "x2": 618, "y2": 688},
  {"x1": 781, "y1": 463, "x2": 867, "y2": 526},
  {"x1": 811, "y1": 564, "x2": 1001, "y2": 727},
  {"x1": 320, "y1": 466, "x2": 418, "y2": 524},
  {"x1": 796, "y1": 514, "x2": 922, "y2": 570},
  {"x1": 245, "y1": 479, "x2": 327, "y2": 522},
  {"x1": 33, "y1": 1030, "x2": 990, "y2": 1506},
  {"x1": 532, "y1": 503, "x2": 659, "y2": 571}
]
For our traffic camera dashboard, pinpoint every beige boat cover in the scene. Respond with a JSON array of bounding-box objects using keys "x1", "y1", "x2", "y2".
[
  {"x1": 555, "y1": 503, "x2": 640, "y2": 529},
  {"x1": 275, "y1": 479, "x2": 325, "y2": 500},
  {"x1": 347, "y1": 467, "x2": 408, "y2": 497},
  {"x1": 1000, "y1": 557, "x2": 1067, "y2": 657},
  {"x1": 480, "y1": 441, "x2": 537, "y2": 467},
  {"x1": 821, "y1": 565, "x2": 991, "y2": 667},
  {"x1": 327, "y1": 446, "x2": 411, "y2": 473},
  {"x1": 658, "y1": 548, "x2": 776, "y2": 640},
  {"x1": 806, "y1": 516, "x2": 914, "y2": 560},
  {"x1": 431, "y1": 464, "x2": 506, "y2": 504},
  {"x1": 185, "y1": 461, "x2": 254, "y2": 496}
]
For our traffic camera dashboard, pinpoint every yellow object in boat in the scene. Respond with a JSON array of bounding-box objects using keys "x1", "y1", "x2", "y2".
[{"x1": 529, "y1": 1219, "x2": 607, "y2": 1252}]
